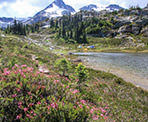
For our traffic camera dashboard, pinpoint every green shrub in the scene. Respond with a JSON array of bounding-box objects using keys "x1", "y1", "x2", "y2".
[
  {"x1": 55, "y1": 58, "x2": 72, "y2": 76},
  {"x1": 75, "y1": 63, "x2": 88, "y2": 91}
]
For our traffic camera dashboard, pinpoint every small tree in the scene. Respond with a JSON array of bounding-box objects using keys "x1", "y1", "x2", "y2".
[
  {"x1": 75, "y1": 63, "x2": 88, "y2": 91},
  {"x1": 55, "y1": 58, "x2": 71, "y2": 76}
]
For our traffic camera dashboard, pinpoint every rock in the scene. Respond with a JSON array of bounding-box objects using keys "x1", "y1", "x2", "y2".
[
  {"x1": 118, "y1": 25, "x2": 132, "y2": 33},
  {"x1": 68, "y1": 52, "x2": 73, "y2": 55},
  {"x1": 137, "y1": 43, "x2": 145, "y2": 48},
  {"x1": 131, "y1": 24, "x2": 141, "y2": 35},
  {"x1": 114, "y1": 20, "x2": 131, "y2": 28},
  {"x1": 106, "y1": 30, "x2": 118, "y2": 37},
  {"x1": 72, "y1": 59, "x2": 82, "y2": 63},
  {"x1": 60, "y1": 53, "x2": 64, "y2": 56},
  {"x1": 119, "y1": 36, "x2": 137, "y2": 47},
  {"x1": 31, "y1": 55, "x2": 38, "y2": 61},
  {"x1": 39, "y1": 65, "x2": 50, "y2": 74},
  {"x1": 141, "y1": 27, "x2": 148, "y2": 37},
  {"x1": 135, "y1": 18, "x2": 148, "y2": 26},
  {"x1": 115, "y1": 34, "x2": 128, "y2": 39},
  {"x1": 0, "y1": 34, "x2": 5, "y2": 37}
]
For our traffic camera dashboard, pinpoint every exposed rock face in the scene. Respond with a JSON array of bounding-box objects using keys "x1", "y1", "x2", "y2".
[
  {"x1": 114, "y1": 21, "x2": 131, "y2": 29},
  {"x1": 135, "y1": 18, "x2": 148, "y2": 26},
  {"x1": 118, "y1": 25, "x2": 132, "y2": 33},
  {"x1": 131, "y1": 24, "x2": 141, "y2": 35},
  {"x1": 118, "y1": 24, "x2": 141, "y2": 35},
  {"x1": 141, "y1": 27, "x2": 148, "y2": 37}
]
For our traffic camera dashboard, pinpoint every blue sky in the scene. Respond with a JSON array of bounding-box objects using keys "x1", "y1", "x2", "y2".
[{"x1": 0, "y1": 0, "x2": 147, "y2": 18}]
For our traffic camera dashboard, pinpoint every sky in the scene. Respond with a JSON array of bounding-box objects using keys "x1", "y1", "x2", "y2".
[{"x1": 0, "y1": 0, "x2": 147, "y2": 18}]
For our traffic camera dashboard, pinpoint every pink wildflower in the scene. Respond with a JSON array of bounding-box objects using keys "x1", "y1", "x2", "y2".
[
  {"x1": 80, "y1": 100, "x2": 86, "y2": 104},
  {"x1": 24, "y1": 108, "x2": 28, "y2": 112},
  {"x1": 51, "y1": 102, "x2": 58, "y2": 109},
  {"x1": 30, "y1": 111, "x2": 34, "y2": 114},
  {"x1": 4, "y1": 71, "x2": 10, "y2": 75},
  {"x1": 37, "y1": 101, "x2": 41, "y2": 105},
  {"x1": 29, "y1": 103, "x2": 34, "y2": 107},
  {"x1": 51, "y1": 103, "x2": 56, "y2": 108},
  {"x1": 41, "y1": 85, "x2": 45, "y2": 89},
  {"x1": 90, "y1": 109, "x2": 94, "y2": 114},
  {"x1": 28, "y1": 92, "x2": 31, "y2": 95},
  {"x1": 101, "y1": 114, "x2": 104, "y2": 117},
  {"x1": 72, "y1": 89, "x2": 79, "y2": 94},
  {"x1": 54, "y1": 80, "x2": 59, "y2": 84},
  {"x1": 104, "y1": 116, "x2": 108, "y2": 120},
  {"x1": 21, "y1": 64, "x2": 27, "y2": 68},
  {"x1": 79, "y1": 104, "x2": 83, "y2": 109},
  {"x1": 16, "y1": 114, "x2": 22, "y2": 119},
  {"x1": 12, "y1": 94, "x2": 17, "y2": 98},
  {"x1": 100, "y1": 108, "x2": 106, "y2": 113},
  {"x1": 18, "y1": 101, "x2": 22, "y2": 105},
  {"x1": 15, "y1": 64, "x2": 19, "y2": 67},
  {"x1": 16, "y1": 88, "x2": 21, "y2": 92},
  {"x1": 26, "y1": 114, "x2": 33, "y2": 119},
  {"x1": 93, "y1": 115, "x2": 99, "y2": 120}
]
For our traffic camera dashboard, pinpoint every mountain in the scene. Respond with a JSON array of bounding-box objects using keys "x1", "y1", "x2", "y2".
[
  {"x1": 26, "y1": 0, "x2": 75, "y2": 24},
  {"x1": 80, "y1": 4, "x2": 105, "y2": 11},
  {"x1": 80, "y1": 4, "x2": 98, "y2": 11},
  {"x1": 0, "y1": 17, "x2": 14, "y2": 29},
  {"x1": 106, "y1": 4, "x2": 123, "y2": 11},
  {"x1": 0, "y1": 17, "x2": 30, "y2": 28},
  {"x1": 80, "y1": 4, "x2": 123, "y2": 12}
]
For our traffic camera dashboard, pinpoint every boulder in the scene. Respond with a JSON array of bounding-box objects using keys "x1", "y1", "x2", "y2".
[{"x1": 39, "y1": 65, "x2": 50, "y2": 74}]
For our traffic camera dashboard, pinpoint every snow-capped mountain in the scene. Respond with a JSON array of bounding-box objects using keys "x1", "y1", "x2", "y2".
[
  {"x1": 106, "y1": 4, "x2": 123, "y2": 11},
  {"x1": 80, "y1": 4, "x2": 98, "y2": 11},
  {"x1": 80, "y1": 4, "x2": 105, "y2": 11},
  {"x1": 0, "y1": 17, "x2": 30, "y2": 28},
  {"x1": 26, "y1": 0, "x2": 75, "y2": 24},
  {"x1": 80, "y1": 4, "x2": 123, "y2": 12},
  {"x1": 0, "y1": 17, "x2": 14, "y2": 29}
]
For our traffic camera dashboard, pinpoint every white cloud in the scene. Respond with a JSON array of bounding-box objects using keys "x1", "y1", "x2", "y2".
[
  {"x1": 0, "y1": 2, "x2": 8, "y2": 9},
  {"x1": 9, "y1": 0, "x2": 40, "y2": 17}
]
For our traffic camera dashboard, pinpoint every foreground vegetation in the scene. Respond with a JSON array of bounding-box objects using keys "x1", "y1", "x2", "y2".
[{"x1": 0, "y1": 33, "x2": 148, "y2": 121}]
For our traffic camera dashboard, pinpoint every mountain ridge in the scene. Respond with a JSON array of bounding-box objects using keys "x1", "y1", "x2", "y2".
[
  {"x1": 80, "y1": 4, "x2": 124, "y2": 11},
  {"x1": 26, "y1": 0, "x2": 75, "y2": 24}
]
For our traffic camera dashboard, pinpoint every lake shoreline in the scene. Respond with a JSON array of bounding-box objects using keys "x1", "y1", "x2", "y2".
[{"x1": 74, "y1": 52, "x2": 148, "y2": 91}]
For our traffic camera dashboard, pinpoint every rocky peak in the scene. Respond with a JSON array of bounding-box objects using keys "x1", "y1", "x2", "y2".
[
  {"x1": 80, "y1": 4, "x2": 98, "y2": 11},
  {"x1": 106, "y1": 4, "x2": 123, "y2": 11}
]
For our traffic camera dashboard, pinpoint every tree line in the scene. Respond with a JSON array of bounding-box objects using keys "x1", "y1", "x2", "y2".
[
  {"x1": 49, "y1": 12, "x2": 113, "y2": 44},
  {"x1": 5, "y1": 20, "x2": 40, "y2": 35}
]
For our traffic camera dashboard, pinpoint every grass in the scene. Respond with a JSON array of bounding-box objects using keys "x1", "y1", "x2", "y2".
[
  {"x1": 0, "y1": 33, "x2": 148, "y2": 121},
  {"x1": 50, "y1": 33, "x2": 148, "y2": 53}
]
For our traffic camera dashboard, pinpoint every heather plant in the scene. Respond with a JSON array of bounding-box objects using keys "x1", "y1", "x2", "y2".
[
  {"x1": 0, "y1": 64, "x2": 109, "y2": 122},
  {"x1": 55, "y1": 58, "x2": 72, "y2": 76}
]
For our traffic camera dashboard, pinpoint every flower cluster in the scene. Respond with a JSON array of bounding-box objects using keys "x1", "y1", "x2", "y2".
[{"x1": 0, "y1": 64, "x2": 109, "y2": 121}]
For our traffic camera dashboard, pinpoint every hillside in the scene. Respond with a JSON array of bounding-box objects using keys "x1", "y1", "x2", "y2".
[
  {"x1": 0, "y1": 2, "x2": 148, "y2": 122},
  {"x1": 0, "y1": 31, "x2": 148, "y2": 121},
  {"x1": 42, "y1": 4, "x2": 148, "y2": 52}
]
